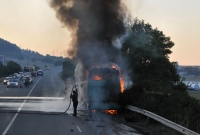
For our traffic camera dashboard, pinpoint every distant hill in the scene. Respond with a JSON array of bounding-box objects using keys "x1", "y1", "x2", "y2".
[
  {"x1": 0, "y1": 38, "x2": 21, "y2": 54},
  {"x1": 0, "y1": 37, "x2": 64, "y2": 68},
  {"x1": 0, "y1": 38, "x2": 44, "y2": 59}
]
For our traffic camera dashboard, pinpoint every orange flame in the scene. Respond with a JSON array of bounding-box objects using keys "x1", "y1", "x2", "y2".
[
  {"x1": 120, "y1": 77, "x2": 125, "y2": 93},
  {"x1": 91, "y1": 64, "x2": 125, "y2": 93},
  {"x1": 105, "y1": 110, "x2": 117, "y2": 114},
  {"x1": 111, "y1": 65, "x2": 125, "y2": 93},
  {"x1": 93, "y1": 75, "x2": 102, "y2": 80}
]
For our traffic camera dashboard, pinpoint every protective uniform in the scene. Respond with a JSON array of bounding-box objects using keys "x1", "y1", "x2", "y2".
[{"x1": 70, "y1": 88, "x2": 78, "y2": 116}]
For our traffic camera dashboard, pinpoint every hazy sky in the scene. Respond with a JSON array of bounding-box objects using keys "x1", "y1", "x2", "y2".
[{"x1": 0, "y1": 0, "x2": 200, "y2": 65}]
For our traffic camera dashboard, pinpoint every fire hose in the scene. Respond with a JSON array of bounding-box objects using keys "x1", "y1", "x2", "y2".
[{"x1": 63, "y1": 85, "x2": 78, "y2": 113}]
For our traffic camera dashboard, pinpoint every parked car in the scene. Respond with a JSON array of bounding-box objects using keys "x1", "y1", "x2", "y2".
[
  {"x1": 3, "y1": 77, "x2": 11, "y2": 84},
  {"x1": 37, "y1": 70, "x2": 43, "y2": 76},
  {"x1": 7, "y1": 79, "x2": 24, "y2": 88}
]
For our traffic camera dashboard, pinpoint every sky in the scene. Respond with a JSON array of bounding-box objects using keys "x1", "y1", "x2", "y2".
[{"x1": 0, "y1": 0, "x2": 200, "y2": 65}]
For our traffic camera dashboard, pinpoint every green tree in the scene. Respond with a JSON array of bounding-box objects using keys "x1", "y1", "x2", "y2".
[
  {"x1": 121, "y1": 19, "x2": 181, "y2": 91},
  {"x1": 119, "y1": 19, "x2": 200, "y2": 133},
  {"x1": 6, "y1": 61, "x2": 22, "y2": 75},
  {"x1": 62, "y1": 60, "x2": 75, "y2": 78},
  {"x1": 0, "y1": 63, "x2": 6, "y2": 77}
]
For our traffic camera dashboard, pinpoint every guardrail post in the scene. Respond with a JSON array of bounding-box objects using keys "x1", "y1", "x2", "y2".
[
  {"x1": 162, "y1": 125, "x2": 166, "y2": 130},
  {"x1": 125, "y1": 107, "x2": 128, "y2": 114},
  {"x1": 145, "y1": 117, "x2": 149, "y2": 124}
]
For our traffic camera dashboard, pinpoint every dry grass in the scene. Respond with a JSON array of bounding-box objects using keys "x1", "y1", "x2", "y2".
[
  {"x1": 188, "y1": 91, "x2": 200, "y2": 101},
  {"x1": 114, "y1": 112, "x2": 179, "y2": 135}
]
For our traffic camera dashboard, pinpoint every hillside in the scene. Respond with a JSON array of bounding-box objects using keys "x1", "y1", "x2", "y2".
[
  {"x1": 0, "y1": 38, "x2": 64, "y2": 70},
  {"x1": 0, "y1": 38, "x2": 21, "y2": 53}
]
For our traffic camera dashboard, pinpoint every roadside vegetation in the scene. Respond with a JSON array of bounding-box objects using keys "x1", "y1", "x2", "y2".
[
  {"x1": 61, "y1": 58, "x2": 76, "y2": 79},
  {"x1": 119, "y1": 19, "x2": 200, "y2": 134},
  {"x1": 0, "y1": 61, "x2": 22, "y2": 78},
  {"x1": 188, "y1": 91, "x2": 200, "y2": 101}
]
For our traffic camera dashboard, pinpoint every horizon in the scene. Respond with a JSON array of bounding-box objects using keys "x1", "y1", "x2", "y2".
[{"x1": 0, "y1": 0, "x2": 200, "y2": 65}]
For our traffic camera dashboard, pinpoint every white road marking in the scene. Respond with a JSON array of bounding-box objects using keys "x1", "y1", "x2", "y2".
[
  {"x1": 51, "y1": 72, "x2": 56, "y2": 91},
  {"x1": 2, "y1": 113, "x2": 18, "y2": 135},
  {"x1": 77, "y1": 126, "x2": 82, "y2": 132},
  {"x1": 0, "y1": 97, "x2": 64, "y2": 100},
  {"x1": 2, "y1": 77, "x2": 42, "y2": 135}
]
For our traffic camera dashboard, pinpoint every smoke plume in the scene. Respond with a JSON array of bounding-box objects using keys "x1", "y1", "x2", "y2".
[{"x1": 50, "y1": 0, "x2": 126, "y2": 69}]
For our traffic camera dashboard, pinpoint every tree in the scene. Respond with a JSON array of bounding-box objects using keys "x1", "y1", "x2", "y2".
[
  {"x1": 0, "y1": 63, "x2": 6, "y2": 77},
  {"x1": 120, "y1": 19, "x2": 200, "y2": 133},
  {"x1": 121, "y1": 19, "x2": 181, "y2": 91},
  {"x1": 62, "y1": 60, "x2": 75, "y2": 78},
  {"x1": 54, "y1": 61, "x2": 63, "y2": 67},
  {"x1": 6, "y1": 61, "x2": 22, "y2": 75},
  {"x1": 42, "y1": 57, "x2": 53, "y2": 63}
]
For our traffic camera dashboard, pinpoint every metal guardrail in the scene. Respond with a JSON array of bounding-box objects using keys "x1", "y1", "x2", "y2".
[{"x1": 126, "y1": 105, "x2": 200, "y2": 135}]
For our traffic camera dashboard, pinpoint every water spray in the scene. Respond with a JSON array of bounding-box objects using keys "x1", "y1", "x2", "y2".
[{"x1": 63, "y1": 85, "x2": 78, "y2": 113}]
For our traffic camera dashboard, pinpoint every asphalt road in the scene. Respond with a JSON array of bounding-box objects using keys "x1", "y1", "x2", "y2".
[{"x1": 0, "y1": 67, "x2": 142, "y2": 135}]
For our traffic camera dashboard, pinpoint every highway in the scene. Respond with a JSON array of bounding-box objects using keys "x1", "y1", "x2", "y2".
[{"x1": 0, "y1": 67, "x2": 142, "y2": 135}]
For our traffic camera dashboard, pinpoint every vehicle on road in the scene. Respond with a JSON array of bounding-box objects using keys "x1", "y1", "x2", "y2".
[
  {"x1": 3, "y1": 77, "x2": 11, "y2": 84},
  {"x1": 14, "y1": 73, "x2": 18, "y2": 76},
  {"x1": 15, "y1": 75, "x2": 21, "y2": 80},
  {"x1": 23, "y1": 76, "x2": 33, "y2": 84},
  {"x1": 7, "y1": 79, "x2": 24, "y2": 88},
  {"x1": 37, "y1": 70, "x2": 43, "y2": 76},
  {"x1": 31, "y1": 72, "x2": 36, "y2": 78},
  {"x1": 19, "y1": 72, "x2": 24, "y2": 77},
  {"x1": 24, "y1": 72, "x2": 31, "y2": 77},
  {"x1": 87, "y1": 68, "x2": 121, "y2": 110}
]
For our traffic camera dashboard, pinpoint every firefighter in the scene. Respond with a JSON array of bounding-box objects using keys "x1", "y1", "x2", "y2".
[{"x1": 70, "y1": 88, "x2": 78, "y2": 116}]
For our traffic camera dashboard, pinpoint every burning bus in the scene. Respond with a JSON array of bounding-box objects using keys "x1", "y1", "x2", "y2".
[
  {"x1": 87, "y1": 67, "x2": 121, "y2": 110},
  {"x1": 50, "y1": 0, "x2": 127, "y2": 113}
]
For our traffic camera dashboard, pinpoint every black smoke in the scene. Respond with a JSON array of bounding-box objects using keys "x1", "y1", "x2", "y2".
[{"x1": 50, "y1": 0, "x2": 126, "y2": 69}]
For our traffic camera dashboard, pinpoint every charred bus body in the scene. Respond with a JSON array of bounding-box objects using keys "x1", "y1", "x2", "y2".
[{"x1": 87, "y1": 68, "x2": 121, "y2": 110}]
